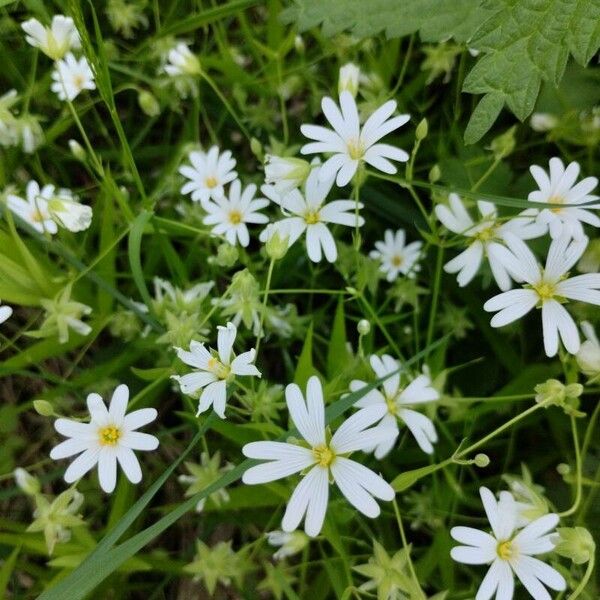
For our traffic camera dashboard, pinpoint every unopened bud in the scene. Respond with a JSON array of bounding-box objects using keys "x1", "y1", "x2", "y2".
[
  {"x1": 214, "y1": 243, "x2": 239, "y2": 268},
  {"x1": 33, "y1": 399, "x2": 54, "y2": 416},
  {"x1": 294, "y1": 35, "x2": 305, "y2": 54},
  {"x1": 250, "y1": 137, "x2": 263, "y2": 162},
  {"x1": 415, "y1": 118, "x2": 428, "y2": 141},
  {"x1": 138, "y1": 90, "x2": 160, "y2": 117},
  {"x1": 68, "y1": 139, "x2": 86, "y2": 161},
  {"x1": 357, "y1": 319, "x2": 370, "y2": 336},
  {"x1": 552, "y1": 527, "x2": 595, "y2": 564},
  {"x1": 474, "y1": 453, "x2": 490, "y2": 468},
  {"x1": 429, "y1": 164, "x2": 441, "y2": 183},
  {"x1": 338, "y1": 63, "x2": 360, "y2": 98},
  {"x1": 557, "y1": 463, "x2": 571, "y2": 476},
  {"x1": 14, "y1": 467, "x2": 41, "y2": 496},
  {"x1": 489, "y1": 126, "x2": 516, "y2": 159},
  {"x1": 265, "y1": 230, "x2": 289, "y2": 260}
]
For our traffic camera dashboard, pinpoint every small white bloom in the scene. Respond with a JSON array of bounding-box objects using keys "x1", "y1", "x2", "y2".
[
  {"x1": 163, "y1": 42, "x2": 201, "y2": 77},
  {"x1": 7, "y1": 180, "x2": 57, "y2": 234},
  {"x1": 435, "y1": 194, "x2": 545, "y2": 291},
  {"x1": 50, "y1": 385, "x2": 159, "y2": 493},
  {"x1": 527, "y1": 157, "x2": 599, "y2": 241},
  {"x1": 576, "y1": 321, "x2": 600, "y2": 379},
  {"x1": 530, "y1": 113, "x2": 558, "y2": 132},
  {"x1": 172, "y1": 322, "x2": 261, "y2": 419},
  {"x1": 179, "y1": 146, "x2": 238, "y2": 204},
  {"x1": 0, "y1": 300, "x2": 12, "y2": 324},
  {"x1": 16, "y1": 115, "x2": 44, "y2": 154},
  {"x1": 350, "y1": 354, "x2": 439, "y2": 456},
  {"x1": 370, "y1": 229, "x2": 422, "y2": 281},
  {"x1": 46, "y1": 189, "x2": 92, "y2": 232},
  {"x1": 260, "y1": 166, "x2": 364, "y2": 263},
  {"x1": 242, "y1": 376, "x2": 396, "y2": 537},
  {"x1": 203, "y1": 180, "x2": 269, "y2": 247},
  {"x1": 338, "y1": 63, "x2": 360, "y2": 97},
  {"x1": 21, "y1": 15, "x2": 80, "y2": 60},
  {"x1": 300, "y1": 91, "x2": 410, "y2": 186},
  {"x1": 264, "y1": 155, "x2": 311, "y2": 194},
  {"x1": 51, "y1": 53, "x2": 96, "y2": 101},
  {"x1": 266, "y1": 530, "x2": 309, "y2": 560},
  {"x1": 484, "y1": 233, "x2": 600, "y2": 357},
  {"x1": 451, "y1": 487, "x2": 566, "y2": 600}
]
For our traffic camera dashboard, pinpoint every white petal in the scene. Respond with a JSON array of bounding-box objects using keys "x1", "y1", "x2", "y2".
[
  {"x1": 304, "y1": 466, "x2": 329, "y2": 537},
  {"x1": 281, "y1": 466, "x2": 322, "y2": 535},
  {"x1": 108, "y1": 384, "x2": 129, "y2": 424},
  {"x1": 54, "y1": 418, "x2": 94, "y2": 440},
  {"x1": 285, "y1": 380, "x2": 325, "y2": 447},
  {"x1": 123, "y1": 408, "x2": 158, "y2": 431},
  {"x1": 399, "y1": 409, "x2": 437, "y2": 454},
  {"x1": 197, "y1": 380, "x2": 227, "y2": 418},
  {"x1": 121, "y1": 431, "x2": 159, "y2": 451},
  {"x1": 217, "y1": 322, "x2": 237, "y2": 364},
  {"x1": 474, "y1": 560, "x2": 503, "y2": 600},
  {"x1": 64, "y1": 448, "x2": 100, "y2": 483},
  {"x1": 50, "y1": 438, "x2": 89, "y2": 459},
  {"x1": 98, "y1": 449, "x2": 117, "y2": 493},
  {"x1": 513, "y1": 513, "x2": 559, "y2": 554},
  {"x1": 330, "y1": 405, "x2": 388, "y2": 453},
  {"x1": 117, "y1": 447, "x2": 143, "y2": 484},
  {"x1": 87, "y1": 393, "x2": 109, "y2": 426}
]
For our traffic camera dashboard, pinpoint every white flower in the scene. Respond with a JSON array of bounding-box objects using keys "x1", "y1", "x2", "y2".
[
  {"x1": 203, "y1": 180, "x2": 269, "y2": 247},
  {"x1": 350, "y1": 354, "x2": 439, "y2": 456},
  {"x1": 260, "y1": 166, "x2": 364, "y2": 263},
  {"x1": 264, "y1": 155, "x2": 311, "y2": 194},
  {"x1": 179, "y1": 146, "x2": 238, "y2": 203},
  {"x1": 50, "y1": 385, "x2": 159, "y2": 494},
  {"x1": 483, "y1": 233, "x2": 600, "y2": 357},
  {"x1": 16, "y1": 115, "x2": 44, "y2": 154},
  {"x1": 0, "y1": 300, "x2": 12, "y2": 324},
  {"x1": 266, "y1": 530, "x2": 309, "y2": 560},
  {"x1": 450, "y1": 487, "x2": 566, "y2": 600},
  {"x1": 527, "y1": 157, "x2": 599, "y2": 241},
  {"x1": 576, "y1": 321, "x2": 600, "y2": 379},
  {"x1": 51, "y1": 53, "x2": 96, "y2": 101},
  {"x1": 369, "y1": 229, "x2": 422, "y2": 281},
  {"x1": 338, "y1": 63, "x2": 360, "y2": 97},
  {"x1": 46, "y1": 189, "x2": 92, "y2": 232},
  {"x1": 172, "y1": 322, "x2": 261, "y2": 418},
  {"x1": 21, "y1": 15, "x2": 80, "y2": 60},
  {"x1": 435, "y1": 194, "x2": 545, "y2": 291},
  {"x1": 300, "y1": 91, "x2": 410, "y2": 186},
  {"x1": 163, "y1": 42, "x2": 201, "y2": 76},
  {"x1": 242, "y1": 376, "x2": 396, "y2": 537},
  {"x1": 7, "y1": 180, "x2": 57, "y2": 234}
]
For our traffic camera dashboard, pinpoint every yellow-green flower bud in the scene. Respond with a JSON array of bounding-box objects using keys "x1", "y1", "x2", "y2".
[
  {"x1": 415, "y1": 118, "x2": 428, "y2": 141},
  {"x1": 552, "y1": 527, "x2": 595, "y2": 564},
  {"x1": 33, "y1": 399, "x2": 55, "y2": 417},
  {"x1": 138, "y1": 90, "x2": 161, "y2": 117}
]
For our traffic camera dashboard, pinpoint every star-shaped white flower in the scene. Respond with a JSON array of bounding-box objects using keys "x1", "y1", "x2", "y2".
[
  {"x1": 370, "y1": 229, "x2": 422, "y2": 281},
  {"x1": 300, "y1": 91, "x2": 410, "y2": 186},
  {"x1": 203, "y1": 180, "x2": 269, "y2": 247},
  {"x1": 451, "y1": 487, "x2": 566, "y2": 600},
  {"x1": 51, "y1": 53, "x2": 96, "y2": 101},
  {"x1": 163, "y1": 42, "x2": 201, "y2": 77},
  {"x1": 7, "y1": 180, "x2": 58, "y2": 234},
  {"x1": 350, "y1": 354, "x2": 439, "y2": 456},
  {"x1": 172, "y1": 322, "x2": 261, "y2": 418},
  {"x1": 242, "y1": 376, "x2": 396, "y2": 537},
  {"x1": 260, "y1": 166, "x2": 364, "y2": 263},
  {"x1": 435, "y1": 194, "x2": 546, "y2": 291},
  {"x1": 21, "y1": 15, "x2": 80, "y2": 60},
  {"x1": 50, "y1": 385, "x2": 159, "y2": 493},
  {"x1": 179, "y1": 146, "x2": 238, "y2": 203},
  {"x1": 484, "y1": 233, "x2": 600, "y2": 357},
  {"x1": 527, "y1": 157, "x2": 599, "y2": 241}
]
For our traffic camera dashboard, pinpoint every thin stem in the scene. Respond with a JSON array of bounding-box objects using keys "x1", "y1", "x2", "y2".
[
  {"x1": 254, "y1": 258, "x2": 276, "y2": 359},
  {"x1": 558, "y1": 416, "x2": 582, "y2": 517},
  {"x1": 568, "y1": 553, "x2": 595, "y2": 600},
  {"x1": 426, "y1": 245, "x2": 444, "y2": 349}
]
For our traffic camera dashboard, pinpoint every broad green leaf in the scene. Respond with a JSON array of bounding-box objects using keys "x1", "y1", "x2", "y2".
[
  {"x1": 464, "y1": 93, "x2": 505, "y2": 145},
  {"x1": 293, "y1": 320, "x2": 320, "y2": 387},
  {"x1": 391, "y1": 463, "x2": 444, "y2": 492}
]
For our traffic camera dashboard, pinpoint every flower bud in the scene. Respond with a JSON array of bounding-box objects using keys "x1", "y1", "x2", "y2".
[
  {"x1": 294, "y1": 35, "x2": 305, "y2": 54},
  {"x1": 68, "y1": 139, "x2": 86, "y2": 161},
  {"x1": 14, "y1": 467, "x2": 41, "y2": 496},
  {"x1": 357, "y1": 319, "x2": 371, "y2": 336},
  {"x1": 489, "y1": 125, "x2": 516, "y2": 159},
  {"x1": 264, "y1": 155, "x2": 310, "y2": 194},
  {"x1": 214, "y1": 243, "x2": 239, "y2": 268},
  {"x1": 474, "y1": 453, "x2": 490, "y2": 468},
  {"x1": 576, "y1": 322, "x2": 600, "y2": 380},
  {"x1": 138, "y1": 90, "x2": 160, "y2": 117},
  {"x1": 530, "y1": 113, "x2": 558, "y2": 132},
  {"x1": 250, "y1": 137, "x2": 263, "y2": 162},
  {"x1": 415, "y1": 118, "x2": 428, "y2": 141},
  {"x1": 552, "y1": 527, "x2": 595, "y2": 564},
  {"x1": 33, "y1": 399, "x2": 54, "y2": 417},
  {"x1": 265, "y1": 230, "x2": 289, "y2": 260},
  {"x1": 429, "y1": 164, "x2": 441, "y2": 183},
  {"x1": 338, "y1": 63, "x2": 360, "y2": 98},
  {"x1": 534, "y1": 378, "x2": 583, "y2": 415}
]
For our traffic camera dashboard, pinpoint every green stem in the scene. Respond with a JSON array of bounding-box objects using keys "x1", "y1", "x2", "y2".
[
  {"x1": 254, "y1": 257, "x2": 276, "y2": 359},
  {"x1": 558, "y1": 416, "x2": 582, "y2": 517},
  {"x1": 426, "y1": 245, "x2": 444, "y2": 349},
  {"x1": 568, "y1": 552, "x2": 595, "y2": 600}
]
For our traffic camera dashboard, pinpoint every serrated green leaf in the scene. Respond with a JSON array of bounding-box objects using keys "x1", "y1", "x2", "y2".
[{"x1": 464, "y1": 93, "x2": 505, "y2": 145}]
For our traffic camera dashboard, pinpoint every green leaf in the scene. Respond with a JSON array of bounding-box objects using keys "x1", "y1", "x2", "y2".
[
  {"x1": 326, "y1": 298, "x2": 349, "y2": 378},
  {"x1": 464, "y1": 93, "x2": 505, "y2": 145},
  {"x1": 293, "y1": 321, "x2": 320, "y2": 388},
  {"x1": 0, "y1": 546, "x2": 19, "y2": 597},
  {"x1": 391, "y1": 463, "x2": 444, "y2": 492},
  {"x1": 128, "y1": 211, "x2": 155, "y2": 309}
]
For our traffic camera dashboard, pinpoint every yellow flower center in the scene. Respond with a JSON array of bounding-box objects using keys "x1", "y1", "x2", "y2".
[
  {"x1": 304, "y1": 209, "x2": 320, "y2": 225},
  {"x1": 228, "y1": 210, "x2": 242, "y2": 225},
  {"x1": 533, "y1": 281, "x2": 556, "y2": 301},
  {"x1": 391, "y1": 255, "x2": 403, "y2": 267},
  {"x1": 347, "y1": 138, "x2": 364, "y2": 160},
  {"x1": 73, "y1": 74, "x2": 85, "y2": 90},
  {"x1": 548, "y1": 195, "x2": 564, "y2": 213},
  {"x1": 313, "y1": 444, "x2": 335, "y2": 467},
  {"x1": 205, "y1": 176, "x2": 218, "y2": 188},
  {"x1": 497, "y1": 540, "x2": 513, "y2": 560},
  {"x1": 207, "y1": 357, "x2": 231, "y2": 379},
  {"x1": 31, "y1": 209, "x2": 45, "y2": 223},
  {"x1": 475, "y1": 225, "x2": 496, "y2": 242},
  {"x1": 99, "y1": 426, "x2": 121, "y2": 446}
]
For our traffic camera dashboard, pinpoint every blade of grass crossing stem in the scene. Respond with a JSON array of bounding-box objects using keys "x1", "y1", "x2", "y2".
[{"x1": 40, "y1": 336, "x2": 448, "y2": 600}]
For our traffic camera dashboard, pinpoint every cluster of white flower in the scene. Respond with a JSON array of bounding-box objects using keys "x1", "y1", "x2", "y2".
[{"x1": 437, "y1": 158, "x2": 600, "y2": 357}]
